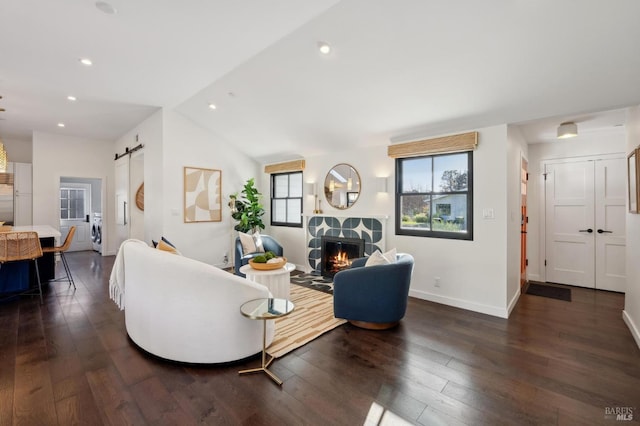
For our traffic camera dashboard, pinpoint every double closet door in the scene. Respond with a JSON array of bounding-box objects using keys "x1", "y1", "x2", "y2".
[{"x1": 545, "y1": 156, "x2": 626, "y2": 292}]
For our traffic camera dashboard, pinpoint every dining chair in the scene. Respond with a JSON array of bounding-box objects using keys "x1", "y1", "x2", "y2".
[
  {"x1": 0, "y1": 231, "x2": 44, "y2": 304},
  {"x1": 42, "y1": 226, "x2": 76, "y2": 290}
]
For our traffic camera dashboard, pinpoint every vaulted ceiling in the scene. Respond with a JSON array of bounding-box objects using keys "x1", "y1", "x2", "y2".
[{"x1": 1, "y1": 1, "x2": 639, "y2": 162}]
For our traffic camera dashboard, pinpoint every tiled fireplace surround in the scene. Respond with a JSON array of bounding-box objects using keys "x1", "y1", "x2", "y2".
[{"x1": 305, "y1": 215, "x2": 387, "y2": 273}]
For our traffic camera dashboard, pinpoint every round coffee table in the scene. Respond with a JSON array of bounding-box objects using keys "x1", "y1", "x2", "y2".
[
  {"x1": 239, "y1": 262, "x2": 296, "y2": 299},
  {"x1": 238, "y1": 298, "x2": 295, "y2": 385}
]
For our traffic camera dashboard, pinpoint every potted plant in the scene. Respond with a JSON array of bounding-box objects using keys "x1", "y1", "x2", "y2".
[{"x1": 229, "y1": 178, "x2": 265, "y2": 233}]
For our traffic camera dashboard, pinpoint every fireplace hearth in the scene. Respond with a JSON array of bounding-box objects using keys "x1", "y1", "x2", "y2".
[{"x1": 321, "y1": 236, "x2": 365, "y2": 277}]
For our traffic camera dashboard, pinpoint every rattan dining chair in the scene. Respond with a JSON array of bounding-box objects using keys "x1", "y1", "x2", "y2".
[
  {"x1": 0, "y1": 231, "x2": 44, "y2": 303},
  {"x1": 42, "y1": 226, "x2": 76, "y2": 290}
]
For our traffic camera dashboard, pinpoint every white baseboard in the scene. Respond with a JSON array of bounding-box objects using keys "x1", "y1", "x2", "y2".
[
  {"x1": 507, "y1": 289, "x2": 521, "y2": 317},
  {"x1": 409, "y1": 289, "x2": 509, "y2": 318},
  {"x1": 623, "y1": 310, "x2": 640, "y2": 350}
]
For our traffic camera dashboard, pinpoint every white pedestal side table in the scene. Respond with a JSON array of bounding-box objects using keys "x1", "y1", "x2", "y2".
[{"x1": 239, "y1": 262, "x2": 296, "y2": 299}]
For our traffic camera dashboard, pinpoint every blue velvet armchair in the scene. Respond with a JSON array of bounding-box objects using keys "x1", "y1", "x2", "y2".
[
  {"x1": 234, "y1": 235, "x2": 283, "y2": 278},
  {"x1": 333, "y1": 253, "x2": 414, "y2": 329}
]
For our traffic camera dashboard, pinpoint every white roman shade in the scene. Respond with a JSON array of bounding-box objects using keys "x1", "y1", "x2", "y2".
[
  {"x1": 388, "y1": 131, "x2": 478, "y2": 158},
  {"x1": 264, "y1": 159, "x2": 305, "y2": 174}
]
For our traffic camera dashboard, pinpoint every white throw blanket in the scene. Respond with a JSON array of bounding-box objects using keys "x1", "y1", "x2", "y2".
[{"x1": 109, "y1": 239, "x2": 148, "y2": 310}]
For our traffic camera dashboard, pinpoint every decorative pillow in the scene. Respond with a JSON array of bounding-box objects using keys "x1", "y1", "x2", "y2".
[
  {"x1": 382, "y1": 248, "x2": 397, "y2": 264},
  {"x1": 365, "y1": 248, "x2": 397, "y2": 267},
  {"x1": 156, "y1": 239, "x2": 181, "y2": 255},
  {"x1": 253, "y1": 231, "x2": 265, "y2": 253},
  {"x1": 239, "y1": 232, "x2": 257, "y2": 254}
]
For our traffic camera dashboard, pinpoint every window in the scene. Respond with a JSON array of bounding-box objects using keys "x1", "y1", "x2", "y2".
[
  {"x1": 60, "y1": 188, "x2": 87, "y2": 220},
  {"x1": 396, "y1": 151, "x2": 473, "y2": 240},
  {"x1": 271, "y1": 171, "x2": 303, "y2": 227}
]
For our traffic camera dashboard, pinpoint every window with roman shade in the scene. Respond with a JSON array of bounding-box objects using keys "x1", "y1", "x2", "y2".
[
  {"x1": 265, "y1": 160, "x2": 305, "y2": 228},
  {"x1": 389, "y1": 132, "x2": 477, "y2": 240}
]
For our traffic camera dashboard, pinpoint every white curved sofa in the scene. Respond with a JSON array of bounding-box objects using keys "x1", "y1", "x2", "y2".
[{"x1": 120, "y1": 241, "x2": 274, "y2": 363}]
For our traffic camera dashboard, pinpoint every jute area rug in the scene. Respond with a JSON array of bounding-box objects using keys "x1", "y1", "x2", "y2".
[{"x1": 267, "y1": 283, "x2": 346, "y2": 358}]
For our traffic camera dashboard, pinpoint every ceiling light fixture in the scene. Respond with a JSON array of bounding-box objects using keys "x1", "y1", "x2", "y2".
[
  {"x1": 57, "y1": 122, "x2": 65, "y2": 128},
  {"x1": 318, "y1": 41, "x2": 331, "y2": 55},
  {"x1": 557, "y1": 121, "x2": 578, "y2": 139},
  {"x1": 208, "y1": 103, "x2": 217, "y2": 110},
  {"x1": 67, "y1": 95, "x2": 77, "y2": 101},
  {"x1": 79, "y1": 58, "x2": 93, "y2": 66}
]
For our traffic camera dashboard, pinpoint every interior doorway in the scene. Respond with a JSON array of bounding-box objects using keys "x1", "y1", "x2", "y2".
[
  {"x1": 544, "y1": 155, "x2": 626, "y2": 292},
  {"x1": 520, "y1": 157, "x2": 528, "y2": 289},
  {"x1": 59, "y1": 177, "x2": 103, "y2": 252}
]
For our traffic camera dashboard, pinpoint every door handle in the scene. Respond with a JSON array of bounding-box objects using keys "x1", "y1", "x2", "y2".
[
  {"x1": 597, "y1": 229, "x2": 612, "y2": 234},
  {"x1": 578, "y1": 229, "x2": 593, "y2": 233}
]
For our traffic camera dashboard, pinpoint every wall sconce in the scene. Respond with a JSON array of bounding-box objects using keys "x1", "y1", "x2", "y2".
[
  {"x1": 376, "y1": 177, "x2": 388, "y2": 193},
  {"x1": 306, "y1": 182, "x2": 316, "y2": 196}
]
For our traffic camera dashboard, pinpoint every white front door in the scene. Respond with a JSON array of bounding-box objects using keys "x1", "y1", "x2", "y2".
[
  {"x1": 545, "y1": 156, "x2": 626, "y2": 291},
  {"x1": 60, "y1": 182, "x2": 92, "y2": 252},
  {"x1": 594, "y1": 158, "x2": 626, "y2": 292},
  {"x1": 545, "y1": 160, "x2": 595, "y2": 287}
]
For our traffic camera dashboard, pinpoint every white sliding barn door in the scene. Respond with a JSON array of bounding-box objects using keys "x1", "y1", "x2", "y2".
[{"x1": 545, "y1": 156, "x2": 626, "y2": 292}]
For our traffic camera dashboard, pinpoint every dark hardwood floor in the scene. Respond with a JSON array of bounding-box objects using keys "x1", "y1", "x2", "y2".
[{"x1": 1, "y1": 251, "x2": 639, "y2": 425}]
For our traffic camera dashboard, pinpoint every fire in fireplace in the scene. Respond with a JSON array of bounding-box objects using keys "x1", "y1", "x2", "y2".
[{"x1": 321, "y1": 236, "x2": 365, "y2": 277}]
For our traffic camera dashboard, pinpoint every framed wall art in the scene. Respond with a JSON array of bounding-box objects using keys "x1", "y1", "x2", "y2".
[
  {"x1": 628, "y1": 148, "x2": 640, "y2": 214},
  {"x1": 184, "y1": 167, "x2": 222, "y2": 222}
]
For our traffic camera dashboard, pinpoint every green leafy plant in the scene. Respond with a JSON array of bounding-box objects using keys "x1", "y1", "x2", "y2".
[{"x1": 229, "y1": 178, "x2": 265, "y2": 233}]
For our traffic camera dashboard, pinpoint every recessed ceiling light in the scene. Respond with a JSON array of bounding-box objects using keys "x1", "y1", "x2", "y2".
[
  {"x1": 318, "y1": 41, "x2": 331, "y2": 55},
  {"x1": 79, "y1": 58, "x2": 93, "y2": 66},
  {"x1": 67, "y1": 95, "x2": 77, "y2": 101},
  {"x1": 95, "y1": 1, "x2": 117, "y2": 15},
  {"x1": 57, "y1": 122, "x2": 65, "y2": 128},
  {"x1": 208, "y1": 103, "x2": 217, "y2": 110}
]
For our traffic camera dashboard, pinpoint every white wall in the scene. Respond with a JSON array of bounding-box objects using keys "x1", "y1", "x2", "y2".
[
  {"x1": 32, "y1": 132, "x2": 114, "y2": 252},
  {"x1": 624, "y1": 105, "x2": 640, "y2": 349},
  {"x1": 506, "y1": 125, "x2": 529, "y2": 314},
  {"x1": 526, "y1": 129, "x2": 626, "y2": 281},
  {"x1": 2, "y1": 136, "x2": 32, "y2": 163},
  {"x1": 267, "y1": 125, "x2": 513, "y2": 317},
  {"x1": 160, "y1": 110, "x2": 260, "y2": 265}
]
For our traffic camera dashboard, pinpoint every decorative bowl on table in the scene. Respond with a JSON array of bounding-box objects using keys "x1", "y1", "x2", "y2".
[{"x1": 248, "y1": 257, "x2": 287, "y2": 270}]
